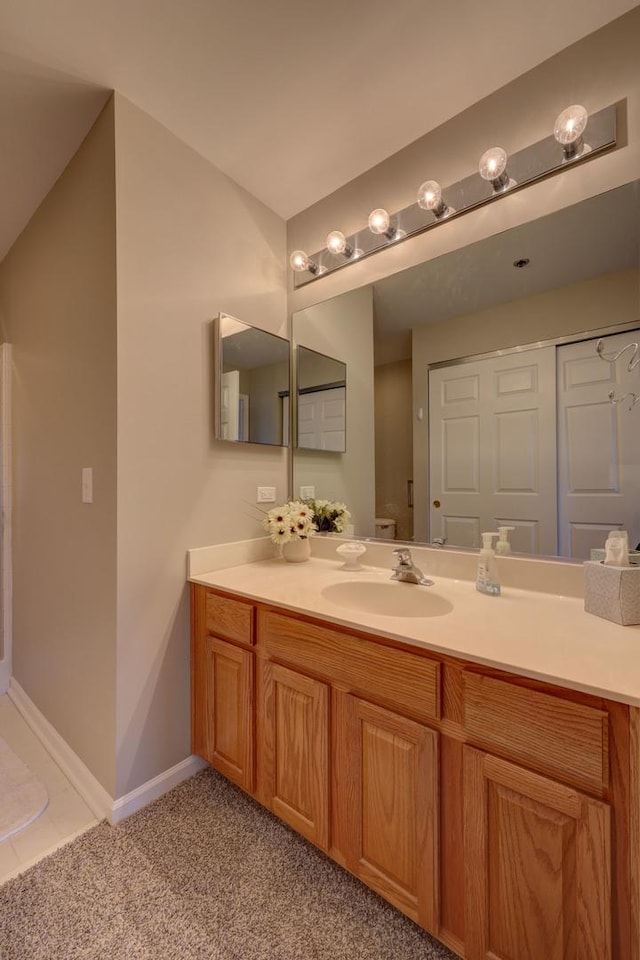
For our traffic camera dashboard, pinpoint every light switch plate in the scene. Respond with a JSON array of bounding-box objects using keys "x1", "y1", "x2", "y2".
[
  {"x1": 82, "y1": 467, "x2": 93, "y2": 503},
  {"x1": 257, "y1": 486, "x2": 276, "y2": 503},
  {"x1": 299, "y1": 485, "x2": 315, "y2": 499}
]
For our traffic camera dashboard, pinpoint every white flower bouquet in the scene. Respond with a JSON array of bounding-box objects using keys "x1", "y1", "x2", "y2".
[
  {"x1": 304, "y1": 498, "x2": 351, "y2": 534},
  {"x1": 263, "y1": 500, "x2": 316, "y2": 544}
]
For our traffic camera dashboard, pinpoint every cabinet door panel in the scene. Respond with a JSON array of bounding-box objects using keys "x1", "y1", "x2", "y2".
[
  {"x1": 340, "y1": 694, "x2": 438, "y2": 931},
  {"x1": 464, "y1": 747, "x2": 611, "y2": 960},
  {"x1": 203, "y1": 637, "x2": 255, "y2": 792},
  {"x1": 263, "y1": 662, "x2": 329, "y2": 850}
]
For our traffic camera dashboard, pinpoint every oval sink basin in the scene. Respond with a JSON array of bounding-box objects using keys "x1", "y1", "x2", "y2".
[{"x1": 321, "y1": 580, "x2": 453, "y2": 618}]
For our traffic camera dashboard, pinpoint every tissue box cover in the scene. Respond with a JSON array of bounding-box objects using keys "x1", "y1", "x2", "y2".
[{"x1": 584, "y1": 560, "x2": 640, "y2": 625}]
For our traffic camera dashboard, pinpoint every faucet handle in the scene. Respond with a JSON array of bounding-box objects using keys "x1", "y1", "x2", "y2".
[{"x1": 393, "y1": 548, "x2": 412, "y2": 565}]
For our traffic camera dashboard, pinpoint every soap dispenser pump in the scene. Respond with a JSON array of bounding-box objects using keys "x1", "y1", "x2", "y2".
[
  {"x1": 496, "y1": 526, "x2": 515, "y2": 555},
  {"x1": 477, "y1": 532, "x2": 501, "y2": 596}
]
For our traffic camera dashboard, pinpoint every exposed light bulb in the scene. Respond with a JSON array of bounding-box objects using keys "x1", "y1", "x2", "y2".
[
  {"x1": 554, "y1": 104, "x2": 589, "y2": 158},
  {"x1": 368, "y1": 208, "x2": 389, "y2": 234},
  {"x1": 326, "y1": 230, "x2": 354, "y2": 258},
  {"x1": 367, "y1": 208, "x2": 398, "y2": 240},
  {"x1": 478, "y1": 147, "x2": 511, "y2": 192},
  {"x1": 289, "y1": 249, "x2": 319, "y2": 275},
  {"x1": 416, "y1": 180, "x2": 453, "y2": 219}
]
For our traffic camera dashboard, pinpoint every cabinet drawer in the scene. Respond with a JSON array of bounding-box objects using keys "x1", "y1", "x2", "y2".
[
  {"x1": 259, "y1": 610, "x2": 440, "y2": 723},
  {"x1": 205, "y1": 591, "x2": 255, "y2": 646},
  {"x1": 463, "y1": 672, "x2": 608, "y2": 794}
]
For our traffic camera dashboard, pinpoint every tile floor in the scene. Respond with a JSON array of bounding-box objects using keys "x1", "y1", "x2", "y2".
[{"x1": 0, "y1": 694, "x2": 98, "y2": 884}]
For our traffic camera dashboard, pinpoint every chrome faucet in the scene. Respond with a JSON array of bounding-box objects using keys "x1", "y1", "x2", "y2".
[{"x1": 391, "y1": 548, "x2": 434, "y2": 586}]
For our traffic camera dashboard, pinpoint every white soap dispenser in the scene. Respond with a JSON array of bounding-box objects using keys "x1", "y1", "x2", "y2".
[
  {"x1": 496, "y1": 526, "x2": 515, "y2": 555},
  {"x1": 477, "y1": 532, "x2": 501, "y2": 596}
]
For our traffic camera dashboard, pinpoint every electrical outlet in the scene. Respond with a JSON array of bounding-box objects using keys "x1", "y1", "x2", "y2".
[
  {"x1": 257, "y1": 486, "x2": 276, "y2": 503},
  {"x1": 299, "y1": 485, "x2": 315, "y2": 499}
]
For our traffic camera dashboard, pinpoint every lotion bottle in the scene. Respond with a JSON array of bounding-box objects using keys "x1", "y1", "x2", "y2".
[
  {"x1": 496, "y1": 526, "x2": 515, "y2": 555},
  {"x1": 476, "y1": 532, "x2": 501, "y2": 596}
]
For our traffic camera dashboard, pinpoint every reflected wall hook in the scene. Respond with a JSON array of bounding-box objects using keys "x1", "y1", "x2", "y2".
[
  {"x1": 597, "y1": 334, "x2": 640, "y2": 410},
  {"x1": 596, "y1": 338, "x2": 640, "y2": 371},
  {"x1": 608, "y1": 389, "x2": 640, "y2": 411}
]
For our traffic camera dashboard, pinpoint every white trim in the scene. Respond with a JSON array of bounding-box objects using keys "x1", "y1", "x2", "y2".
[
  {"x1": 110, "y1": 755, "x2": 206, "y2": 824},
  {"x1": 8, "y1": 678, "x2": 113, "y2": 821},
  {"x1": 7, "y1": 678, "x2": 207, "y2": 824}
]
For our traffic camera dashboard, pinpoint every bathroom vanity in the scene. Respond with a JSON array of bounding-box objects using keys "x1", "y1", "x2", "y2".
[{"x1": 189, "y1": 550, "x2": 640, "y2": 960}]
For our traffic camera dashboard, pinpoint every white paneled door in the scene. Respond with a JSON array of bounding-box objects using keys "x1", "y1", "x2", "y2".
[
  {"x1": 297, "y1": 386, "x2": 346, "y2": 452},
  {"x1": 557, "y1": 330, "x2": 640, "y2": 558},
  {"x1": 221, "y1": 370, "x2": 240, "y2": 441},
  {"x1": 429, "y1": 347, "x2": 558, "y2": 555},
  {"x1": 429, "y1": 330, "x2": 640, "y2": 558}
]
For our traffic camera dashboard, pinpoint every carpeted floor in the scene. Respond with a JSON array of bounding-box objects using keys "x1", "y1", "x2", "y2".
[{"x1": 0, "y1": 768, "x2": 461, "y2": 960}]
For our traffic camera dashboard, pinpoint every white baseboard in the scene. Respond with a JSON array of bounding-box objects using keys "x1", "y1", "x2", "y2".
[
  {"x1": 7, "y1": 678, "x2": 206, "y2": 824},
  {"x1": 8, "y1": 678, "x2": 113, "y2": 820},
  {"x1": 111, "y1": 754, "x2": 206, "y2": 824}
]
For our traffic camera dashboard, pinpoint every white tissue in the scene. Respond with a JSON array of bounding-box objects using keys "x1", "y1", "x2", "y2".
[{"x1": 604, "y1": 530, "x2": 629, "y2": 566}]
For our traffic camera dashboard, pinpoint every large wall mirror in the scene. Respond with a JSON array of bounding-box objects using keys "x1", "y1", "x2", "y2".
[
  {"x1": 214, "y1": 313, "x2": 290, "y2": 446},
  {"x1": 292, "y1": 179, "x2": 640, "y2": 559}
]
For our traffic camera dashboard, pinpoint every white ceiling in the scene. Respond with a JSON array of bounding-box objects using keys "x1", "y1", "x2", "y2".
[
  {"x1": 371, "y1": 181, "x2": 640, "y2": 362},
  {"x1": 0, "y1": 0, "x2": 638, "y2": 261}
]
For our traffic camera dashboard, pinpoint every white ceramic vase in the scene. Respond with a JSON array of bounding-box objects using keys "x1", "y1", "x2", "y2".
[{"x1": 282, "y1": 538, "x2": 311, "y2": 563}]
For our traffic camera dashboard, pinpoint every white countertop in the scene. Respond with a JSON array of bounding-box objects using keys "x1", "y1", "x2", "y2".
[{"x1": 190, "y1": 553, "x2": 640, "y2": 707}]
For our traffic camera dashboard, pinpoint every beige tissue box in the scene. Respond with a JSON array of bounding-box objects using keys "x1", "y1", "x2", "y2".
[{"x1": 584, "y1": 560, "x2": 640, "y2": 625}]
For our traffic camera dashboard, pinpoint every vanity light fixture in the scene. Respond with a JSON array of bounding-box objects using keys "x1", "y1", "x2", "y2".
[
  {"x1": 478, "y1": 147, "x2": 513, "y2": 192},
  {"x1": 290, "y1": 102, "x2": 617, "y2": 287},
  {"x1": 416, "y1": 180, "x2": 454, "y2": 219},
  {"x1": 289, "y1": 249, "x2": 322, "y2": 275},
  {"x1": 554, "y1": 104, "x2": 590, "y2": 159},
  {"x1": 368, "y1": 208, "x2": 398, "y2": 240}
]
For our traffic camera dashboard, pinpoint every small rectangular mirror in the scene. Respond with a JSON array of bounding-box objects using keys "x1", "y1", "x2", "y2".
[
  {"x1": 296, "y1": 345, "x2": 347, "y2": 452},
  {"x1": 214, "y1": 313, "x2": 290, "y2": 446}
]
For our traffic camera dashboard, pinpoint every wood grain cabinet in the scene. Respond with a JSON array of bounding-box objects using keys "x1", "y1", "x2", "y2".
[
  {"x1": 464, "y1": 747, "x2": 611, "y2": 960},
  {"x1": 191, "y1": 586, "x2": 637, "y2": 960},
  {"x1": 335, "y1": 692, "x2": 439, "y2": 932},
  {"x1": 262, "y1": 661, "x2": 330, "y2": 849},
  {"x1": 191, "y1": 587, "x2": 255, "y2": 793}
]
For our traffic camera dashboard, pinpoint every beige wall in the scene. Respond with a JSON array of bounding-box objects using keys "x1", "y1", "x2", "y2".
[
  {"x1": 0, "y1": 100, "x2": 118, "y2": 793},
  {"x1": 412, "y1": 267, "x2": 640, "y2": 539},
  {"x1": 0, "y1": 93, "x2": 287, "y2": 801},
  {"x1": 374, "y1": 359, "x2": 413, "y2": 541},
  {"x1": 288, "y1": 8, "x2": 640, "y2": 318},
  {"x1": 114, "y1": 95, "x2": 287, "y2": 795},
  {"x1": 292, "y1": 286, "x2": 375, "y2": 535}
]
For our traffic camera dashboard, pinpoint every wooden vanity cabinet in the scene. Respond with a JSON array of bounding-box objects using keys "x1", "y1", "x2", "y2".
[
  {"x1": 191, "y1": 585, "x2": 256, "y2": 792},
  {"x1": 262, "y1": 660, "x2": 330, "y2": 849},
  {"x1": 464, "y1": 747, "x2": 611, "y2": 960},
  {"x1": 334, "y1": 691, "x2": 439, "y2": 931},
  {"x1": 191, "y1": 585, "x2": 634, "y2": 960}
]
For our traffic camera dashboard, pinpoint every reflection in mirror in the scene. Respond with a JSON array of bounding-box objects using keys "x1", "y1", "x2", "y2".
[
  {"x1": 214, "y1": 313, "x2": 290, "y2": 446},
  {"x1": 292, "y1": 180, "x2": 640, "y2": 558},
  {"x1": 296, "y1": 346, "x2": 347, "y2": 452}
]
